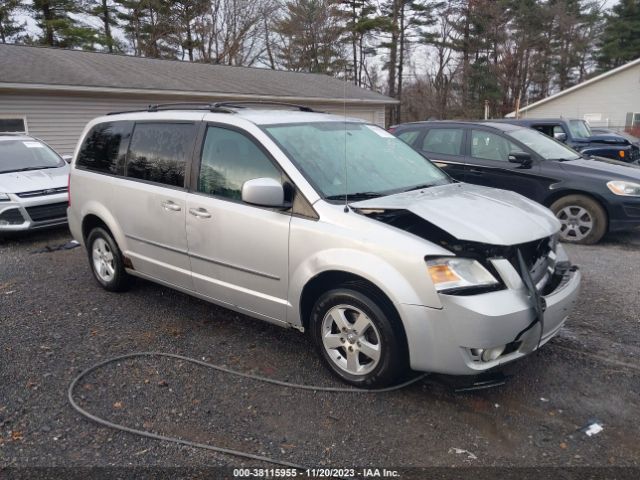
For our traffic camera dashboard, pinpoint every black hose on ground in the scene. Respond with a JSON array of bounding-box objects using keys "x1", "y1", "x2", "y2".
[{"x1": 68, "y1": 351, "x2": 427, "y2": 472}]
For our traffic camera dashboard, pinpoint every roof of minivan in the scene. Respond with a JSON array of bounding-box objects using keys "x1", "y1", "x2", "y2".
[
  {"x1": 395, "y1": 120, "x2": 523, "y2": 131},
  {"x1": 98, "y1": 108, "x2": 368, "y2": 126}
]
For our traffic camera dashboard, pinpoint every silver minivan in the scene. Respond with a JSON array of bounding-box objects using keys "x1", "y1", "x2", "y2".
[{"x1": 68, "y1": 104, "x2": 581, "y2": 387}]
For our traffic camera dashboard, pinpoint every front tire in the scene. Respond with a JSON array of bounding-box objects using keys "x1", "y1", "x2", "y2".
[
  {"x1": 86, "y1": 227, "x2": 131, "y2": 292},
  {"x1": 550, "y1": 194, "x2": 607, "y2": 245},
  {"x1": 310, "y1": 286, "x2": 407, "y2": 388}
]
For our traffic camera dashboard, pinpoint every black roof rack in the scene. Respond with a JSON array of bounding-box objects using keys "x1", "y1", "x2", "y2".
[
  {"x1": 211, "y1": 101, "x2": 316, "y2": 112},
  {"x1": 107, "y1": 101, "x2": 316, "y2": 116},
  {"x1": 107, "y1": 103, "x2": 237, "y2": 115}
]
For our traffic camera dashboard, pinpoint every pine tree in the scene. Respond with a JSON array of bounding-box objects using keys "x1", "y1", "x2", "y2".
[
  {"x1": 88, "y1": 0, "x2": 120, "y2": 53},
  {"x1": 0, "y1": 0, "x2": 26, "y2": 44},
  {"x1": 114, "y1": 0, "x2": 175, "y2": 58},
  {"x1": 169, "y1": 0, "x2": 209, "y2": 61},
  {"x1": 597, "y1": 0, "x2": 640, "y2": 70},
  {"x1": 30, "y1": 0, "x2": 101, "y2": 49},
  {"x1": 274, "y1": 0, "x2": 348, "y2": 74},
  {"x1": 340, "y1": 0, "x2": 384, "y2": 86}
]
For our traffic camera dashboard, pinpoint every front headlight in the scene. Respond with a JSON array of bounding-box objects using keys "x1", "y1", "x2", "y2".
[
  {"x1": 426, "y1": 257, "x2": 499, "y2": 293},
  {"x1": 0, "y1": 193, "x2": 10, "y2": 202},
  {"x1": 607, "y1": 180, "x2": 640, "y2": 196}
]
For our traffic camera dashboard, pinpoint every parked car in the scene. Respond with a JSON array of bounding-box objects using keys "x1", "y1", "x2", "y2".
[
  {"x1": 0, "y1": 134, "x2": 70, "y2": 233},
  {"x1": 591, "y1": 127, "x2": 640, "y2": 162},
  {"x1": 391, "y1": 121, "x2": 640, "y2": 244},
  {"x1": 68, "y1": 104, "x2": 580, "y2": 387},
  {"x1": 490, "y1": 117, "x2": 640, "y2": 164}
]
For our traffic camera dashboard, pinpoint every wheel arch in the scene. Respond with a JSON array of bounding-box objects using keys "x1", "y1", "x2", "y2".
[
  {"x1": 299, "y1": 270, "x2": 409, "y2": 358},
  {"x1": 544, "y1": 189, "x2": 610, "y2": 222},
  {"x1": 80, "y1": 203, "x2": 127, "y2": 253}
]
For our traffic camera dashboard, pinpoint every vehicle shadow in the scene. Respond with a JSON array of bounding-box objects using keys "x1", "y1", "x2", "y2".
[
  {"x1": 0, "y1": 225, "x2": 71, "y2": 247},
  {"x1": 598, "y1": 227, "x2": 640, "y2": 248}
]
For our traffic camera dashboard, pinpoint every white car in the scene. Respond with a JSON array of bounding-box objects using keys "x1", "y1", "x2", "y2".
[{"x1": 0, "y1": 134, "x2": 70, "y2": 232}]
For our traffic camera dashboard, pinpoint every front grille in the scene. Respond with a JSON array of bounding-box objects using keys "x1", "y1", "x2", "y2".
[
  {"x1": 507, "y1": 236, "x2": 555, "y2": 291},
  {"x1": 25, "y1": 202, "x2": 67, "y2": 222},
  {"x1": 16, "y1": 187, "x2": 68, "y2": 198},
  {"x1": 0, "y1": 208, "x2": 25, "y2": 225}
]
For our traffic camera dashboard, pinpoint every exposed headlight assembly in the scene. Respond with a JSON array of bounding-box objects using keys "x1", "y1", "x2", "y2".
[
  {"x1": 0, "y1": 193, "x2": 10, "y2": 202},
  {"x1": 426, "y1": 257, "x2": 499, "y2": 293},
  {"x1": 607, "y1": 180, "x2": 640, "y2": 196}
]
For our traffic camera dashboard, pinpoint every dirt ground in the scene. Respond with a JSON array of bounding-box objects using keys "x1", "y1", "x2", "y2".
[{"x1": 1, "y1": 226, "x2": 639, "y2": 479}]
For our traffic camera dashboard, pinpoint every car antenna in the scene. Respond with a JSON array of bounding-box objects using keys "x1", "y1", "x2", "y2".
[{"x1": 343, "y1": 71, "x2": 349, "y2": 213}]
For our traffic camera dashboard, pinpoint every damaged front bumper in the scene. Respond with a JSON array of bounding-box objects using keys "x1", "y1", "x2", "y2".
[{"x1": 400, "y1": 244, "x2": 581, "y2": 375}]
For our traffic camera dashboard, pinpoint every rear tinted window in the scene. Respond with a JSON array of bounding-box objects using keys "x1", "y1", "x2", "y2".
[
  {"x1": 396, "y1": 129, "x2": 420, "y2": 145},
  {"x1": 126, "y1": 123, "x2": 196, "y2": 188},
  {"x1": 421, "y1": 128, "x2": 463, "y2": 155},
  {"x1": 77, "y1": 121, "x2": 132, "y2": 174}
]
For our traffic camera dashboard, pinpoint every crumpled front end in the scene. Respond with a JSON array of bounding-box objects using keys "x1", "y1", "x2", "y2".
[{"x1": 400, "y1": 242, "x2": 580, "y2": 375}]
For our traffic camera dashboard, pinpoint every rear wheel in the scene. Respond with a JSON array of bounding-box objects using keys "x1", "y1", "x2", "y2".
[
  {"x1": 550, "y1": 194, "x2": 607, "y2": 245},
  {"x1": 86, "y1": 227, "x2": 132, "y2": 291},
  {"x1": 310, "y1": 285, "x2": 407, "y2": 388}
]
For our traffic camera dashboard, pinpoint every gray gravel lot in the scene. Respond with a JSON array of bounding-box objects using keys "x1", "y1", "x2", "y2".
[{"x1": 0, "y1": 227, "x2": 639, "y2": 475}]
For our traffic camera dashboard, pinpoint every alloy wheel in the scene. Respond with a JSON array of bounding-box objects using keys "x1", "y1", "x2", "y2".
[
  {"x1": 321, "y1": 304, "x2": 382, "y2": 376},
  {"x1": 556, "y1": 205, "x2": 593, "y2": 242},
  {"x1": 92, "y1": 237, "x2": 115, "y2": 282}
]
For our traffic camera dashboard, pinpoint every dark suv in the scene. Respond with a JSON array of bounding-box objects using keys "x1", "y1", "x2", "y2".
[
  {"x1": 490, "y1": 118, "x2": 639, "y2": 164},
  {"x1": 390, "y1": 121, "x2": 640, "y2": 244}
]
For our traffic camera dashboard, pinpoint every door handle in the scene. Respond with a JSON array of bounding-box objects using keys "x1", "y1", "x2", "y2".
[
  {"x1": 468, "y1": 168, "x2": 484, "y2": 175},
  {"x1": 161, "y1": 200, "x2": 182, "y2": 212},
  {"x1": 189, "y1": 207, "x2": 211, "y2": 219}
]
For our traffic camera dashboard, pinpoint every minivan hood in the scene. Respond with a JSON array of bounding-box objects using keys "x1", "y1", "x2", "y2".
[
  {"x1": 0, "y1": 165, "x2": 69, "y2": 193},
  {"x1": 351, "y1": 183, "x2": 559, "y2": 246}
]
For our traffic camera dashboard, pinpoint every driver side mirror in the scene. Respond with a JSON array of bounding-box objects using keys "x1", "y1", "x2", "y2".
[
  {"x1": 553, "y1": 132, "x2": 567, "y2": 142},
  {"x1": 241, "y1": 177, "x2": 285, "y2": 207},
  {"x1": 508, "y1": 151, "x2": 533, "y2": 167},
  {"x1": 62, "y1": 155, "x2": 73, "y2": 164}
]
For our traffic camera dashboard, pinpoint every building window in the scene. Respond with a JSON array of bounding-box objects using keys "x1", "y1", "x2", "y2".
[
  {"x1": 0, "y1": 117, "x2": 27, "y2": 134},
  {"x1": 633, "y1": 113, "x2": 640, "y2": 126}
]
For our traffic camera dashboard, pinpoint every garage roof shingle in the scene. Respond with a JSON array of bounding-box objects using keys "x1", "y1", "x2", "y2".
[{"x1": 0, "y1": 44, "x2": 394, "y2": 104}]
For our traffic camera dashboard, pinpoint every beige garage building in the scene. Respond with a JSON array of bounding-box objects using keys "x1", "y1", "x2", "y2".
[
  {"x1": 0, "y1": 44, "x2": 395, "y2": 154},
  {"x1": 507, "y1": 57, "x2": 640, "y2": 131}
]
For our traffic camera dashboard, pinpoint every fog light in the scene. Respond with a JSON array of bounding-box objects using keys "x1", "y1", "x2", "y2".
[{"x1": 481, "y1": 345, "x2": 505, "y2": 362}]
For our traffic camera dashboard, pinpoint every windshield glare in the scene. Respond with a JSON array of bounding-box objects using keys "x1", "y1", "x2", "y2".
[
  {"x1": 0, "y1": 139, "x2": 64, "y2": 173},
  {"x1": 263, "y1": 122, "x2": 450, "y2": 199},
  {"x1": 569, "y1": 120, "x2": 592, "y2": 139},
  {"x1": 508, "y1": 128, "x2": 581, "y2": 160}
]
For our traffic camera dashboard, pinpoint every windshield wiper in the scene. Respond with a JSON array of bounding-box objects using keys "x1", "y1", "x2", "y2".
[
  {"x1": 326, "y1": 192, "x2": 383, "y2": 201},
  {"x1": 402, "y1": 183, "x2": 437, "y2": 192},
  {"x1": 6, "y1": 166, "x2": 58, "y2": 172}
]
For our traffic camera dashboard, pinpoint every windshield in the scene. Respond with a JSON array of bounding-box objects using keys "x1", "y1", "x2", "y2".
[
  {"x1": 0, "y1": 139, "x2": 64, "y2": 174},
  {"x1": 568, "y1": 120, "x2": 592, "y2": 139},
  {"x1": 508, "y1": 128, "x2": 581, "y2": 161},
  {"x1": 263, "y1": 122, "x2": 450, "y2": 199}
]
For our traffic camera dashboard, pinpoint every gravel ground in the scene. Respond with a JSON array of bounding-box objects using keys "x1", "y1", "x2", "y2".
[{"x1": 1, "y1": 226, "x2": 639, "y2": 477}]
